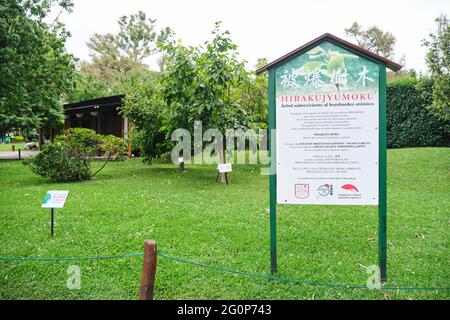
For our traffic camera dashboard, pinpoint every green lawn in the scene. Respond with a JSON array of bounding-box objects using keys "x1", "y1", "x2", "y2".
[
  {"x1": 0, "y1": 143, "x2": 26, "y2": 152},
  {"x1": 0, "y1": 148, "x2": 448, "y2": 300}
]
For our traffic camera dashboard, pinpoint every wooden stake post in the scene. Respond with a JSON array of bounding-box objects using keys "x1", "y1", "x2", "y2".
[{"x1": 139, "y1": 240, "x2": 157, "y2": 300}]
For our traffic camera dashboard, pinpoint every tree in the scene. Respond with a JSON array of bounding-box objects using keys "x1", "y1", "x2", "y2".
[
  {"x1": 161, "y1": 22, "x2": 252, "y2": 183},
  {"x1": 65, "y1": 71, "x2": 110, "y2": 103},
  {"x1": 345, "y1": 22, "x2": 396, "y2": 58},
  {"x1": 156, "y1": 53, "x2": 169, "y2": 72},
  {"x1": 69, "y1": 11, "x2": 172, "y2": 102},
  {"x1": 160, "y1": 43, "x2": 199, "y2": 133},
  {"x1": 0, "y1": 0, "x2": 76, "y2": 137},
  {"x1": 66, "y1": 61, "x2": 159, "y2": 103},
  {"x1": 422, "y1": 14, "x2": 450, "y2": 120},
  {"x1": 237, "y1": 58, "x2": 268, "y2": 127},
  {"x1": 87, "y1": 11, "x2": 172, "y2": 62},
  {"x1": 121, "y1": 78, "x2": 168, "y2": 164}
]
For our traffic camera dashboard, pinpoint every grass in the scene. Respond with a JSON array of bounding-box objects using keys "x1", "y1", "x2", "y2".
[
  {"x1": 0, "y1": 148, "x2": 448, "y2": 300},
  {"x1": 0, "y1": 143, "x2": 26, "y2": 152}
]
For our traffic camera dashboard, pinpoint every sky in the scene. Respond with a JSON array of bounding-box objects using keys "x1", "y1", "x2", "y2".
[{"x1": 56, "y1": 0, "x2": 449, "y2": 73}]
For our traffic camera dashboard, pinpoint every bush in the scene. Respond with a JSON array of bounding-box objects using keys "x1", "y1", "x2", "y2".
[
  {"x1": 100, "y1": 135, "x2": 127, "y2": 160},
  {"x1": 25, "y1": 141, "x2": 91, "y2": 182},
  {"x1": 387, "y1": 78, "x2": 450, "y2": 148},
  {"x1": 25, "y1": 128, "x2": 127, "y2": 182},
  {"x1": 58, "y1": 128, "x2": 102, "y2": 157}
]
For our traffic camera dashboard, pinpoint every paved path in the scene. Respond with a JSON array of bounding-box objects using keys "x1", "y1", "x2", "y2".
[{"x1": 0, "y1": 150, "x2": 39, "y2": 160}]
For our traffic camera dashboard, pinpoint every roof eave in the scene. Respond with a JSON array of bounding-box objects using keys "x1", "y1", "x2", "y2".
[
  {"x1": 64, "y1": 94, "x2": 125, "y2": 110},
  {"x1": 255, "y1": 33, "x2": 402, "y2": 75}
]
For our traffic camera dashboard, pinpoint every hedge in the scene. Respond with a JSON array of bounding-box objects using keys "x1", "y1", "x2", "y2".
[{"x1": 386, "y1": 78, "x2": 450, "y2": 148}]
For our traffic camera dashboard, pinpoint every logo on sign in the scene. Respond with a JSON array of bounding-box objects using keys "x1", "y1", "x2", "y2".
[
  {"x1": 338, "y1": 184, "x2": 362, "y2": 200},
  {"x1": 295, "y1": 184, "x2": 309, "y2": 199},
  {"x1": 43, "y1": 193, "x2": 52, "y2": 205},
  {"x1": 341, "y1": 184, "x2": 359, "y2": 192},
  {"x1": 317, "y1": 184, "x2": 333, "y2": 197}
]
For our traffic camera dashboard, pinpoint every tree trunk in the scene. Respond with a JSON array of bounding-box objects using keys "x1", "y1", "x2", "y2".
[
  {"x1": 39, "y1": 128, "x2": 44, "y2": 150},
  {"x1": 217, "y1": 147, "x2": 228, "y2": 185},
  {"x1": 179, "y1": 161, "x2": 185, "y2": 172},
  {"x1": 91, "y1": 152, "x2": 111, "y2": 178}
]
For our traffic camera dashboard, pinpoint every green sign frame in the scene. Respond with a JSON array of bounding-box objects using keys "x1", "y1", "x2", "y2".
[{"x1": 261, "y1": 34, "x2": 401, "y2": 281}]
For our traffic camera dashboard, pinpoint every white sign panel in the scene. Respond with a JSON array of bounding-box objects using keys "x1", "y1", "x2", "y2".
[
  {"x1": 217, "y1": 163, "x2": 232, "y2": 173},
  {"x1": 275, "y1": 41, "x2": 379, "y2": 205},
  {"x1": 42, "y1": 191, "x2": 69, "y2": 208}
]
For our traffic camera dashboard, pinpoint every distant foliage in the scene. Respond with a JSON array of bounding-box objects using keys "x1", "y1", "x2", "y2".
[
  {"x1": 345, "y1": 22, "x2": 396, "y2": 59},
  {"x1": 0, "y1": 0, "x2": 75, "y2": 135},
  {"x1": 237, "y1": 58, "x2": 269, "y2": 128},
  {"x1": 387, "y1": 78, "x2": 450, "y2": 148},
  {"x1": 64, "y1": 72, "x2": 111, "y2": 103},
  {"x1": 25, "y1": 128, "x2": 127, "y2": 182},
  {"x1": 422, "y1": 14, "x2": 450, "y2": 120},
  {"x1": 121, "y1": 79, "x2": 168, "y2": 163}
]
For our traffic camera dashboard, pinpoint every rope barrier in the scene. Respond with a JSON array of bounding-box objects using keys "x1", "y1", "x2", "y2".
[
  {"x1": 0, "y1": 253, "x2": 142, "y2": 261},
  {"x1": 1, "y1": 252, "x2": 448, "y2": 291}
]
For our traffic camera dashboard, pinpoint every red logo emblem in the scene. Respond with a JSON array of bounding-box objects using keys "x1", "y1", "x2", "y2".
[{"x1": 341, "y1": 184, "x2": 359, "y2": 192}]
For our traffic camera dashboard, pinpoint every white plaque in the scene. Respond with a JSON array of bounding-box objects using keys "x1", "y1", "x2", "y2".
[
  {"x1": 42, "y1": 191, "x2": 69, "y2": 208},
  {"x1": 217, "y1": 163, "x2": 232, "y2": 173}
]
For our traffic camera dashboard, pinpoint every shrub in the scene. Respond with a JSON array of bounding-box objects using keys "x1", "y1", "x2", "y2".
[
  {"x1": 25, "y1": 128, "x2": 127, "y2": 182},
  {"x1": 100, "y1": 135, "x2": 127, "y2": 160},
  {"x1": 24, "y1": 141, "x2": 91, "y2": 182},
  {"x1": 387, "y1": 78, "x2": 450, "y2": 148},
  {"x1": 58, "y1": 128, "x2": 102, "y2": 157}
]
